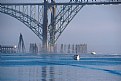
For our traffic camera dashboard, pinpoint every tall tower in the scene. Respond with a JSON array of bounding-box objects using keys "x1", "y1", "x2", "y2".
[{"x1": 17, "y1": 33, "x2": 26, "y2": 53}]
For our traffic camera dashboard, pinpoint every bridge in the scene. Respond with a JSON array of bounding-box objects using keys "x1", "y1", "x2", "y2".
[{"x1": 0, "y1": 0, "x2": 121, "y2": 53}]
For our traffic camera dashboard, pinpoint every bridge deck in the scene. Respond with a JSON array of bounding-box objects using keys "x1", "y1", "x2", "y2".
[{"x1": 0, "y1": 1, "x2": 121, "y2": 5}]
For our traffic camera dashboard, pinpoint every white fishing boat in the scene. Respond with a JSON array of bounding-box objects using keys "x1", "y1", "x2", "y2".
[
  {"x1": 73, "y1": 47, "x2": 80, "y2": 60},
  {"x1": 91, "y1": 51, "x2": 96, "y2": 55},
  {"x1": 73, "y1": 54, "x2": 80, "y2": 60}
]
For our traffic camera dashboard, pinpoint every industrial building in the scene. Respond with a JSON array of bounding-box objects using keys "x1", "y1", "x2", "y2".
[{"x1": 0, "y1": 45, "x2": 17, "y2": 53}]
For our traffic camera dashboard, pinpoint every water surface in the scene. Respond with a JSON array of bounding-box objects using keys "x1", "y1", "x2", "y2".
[{"x1": 0, "y1": 54, "x2": 121, "y2": 81}]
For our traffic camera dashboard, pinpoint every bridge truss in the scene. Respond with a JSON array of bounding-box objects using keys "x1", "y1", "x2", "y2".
[{"x1": 0, "y1": 0, "x2": 121, "y2": 53}]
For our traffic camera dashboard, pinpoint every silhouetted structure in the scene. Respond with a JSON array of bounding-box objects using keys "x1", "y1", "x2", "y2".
[
  {"x1": 79, "y1": 44, "x2": 87, "y2": 54},
  {"x1": 59, "y1": 43, "x2": 87, "y2": 54},
  {"x1": 72, "y1": 44, "x2": 75, "y2": 53},
  {"x1": 53, "y1": 44, "x2": 57, "y2": 53},
  {"x1": 29, "y1": 43, "x2": 87, "y2": 54},
  {"x1": 60, "y1": 44, "x2": 64, "y2": 53},
  {"x1": 17, "y1": 33, "x2": 26, "y2": 53},
  {"x1": 67, "y1": 44, "x2": 71, "y2": 53},
  {"x1": 29, "y1": 43, "x2": 38, "y2": 54},
  {"x1": 38, "y1": 44, "x2": 42, "y2": 53},
  {"x1": 0, "y1": 45, "x2": 17, "y2": 53}
]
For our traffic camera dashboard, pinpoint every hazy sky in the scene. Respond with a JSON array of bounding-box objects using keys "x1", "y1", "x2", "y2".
[{"x1": 0, "y1": 0, "x2": 121, "y2": 54}]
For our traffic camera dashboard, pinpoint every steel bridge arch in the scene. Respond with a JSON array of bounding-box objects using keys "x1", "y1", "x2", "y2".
[
  {"x1": 0, "y1": 1, "x2": 121, "y2": 53},
  {"x1": 0, "y1": 5, "x2": 43, "y2": 40},
  {"x1": 0, "y1": 3, "x2": 84, "y2": 45}
]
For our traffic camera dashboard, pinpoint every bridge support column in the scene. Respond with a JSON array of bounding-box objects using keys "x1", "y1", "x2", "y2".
[
  {"x1": 42, "y1": 0, "x2": 48, "y2": 53},
  {"x1": 50, "y1": 0, "x2": 56, "y2": 53}
]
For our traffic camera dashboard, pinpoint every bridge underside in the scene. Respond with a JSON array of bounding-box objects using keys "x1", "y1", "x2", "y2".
[{"x1": 0, "y1": 0, "x2": 121, "y2": 53}]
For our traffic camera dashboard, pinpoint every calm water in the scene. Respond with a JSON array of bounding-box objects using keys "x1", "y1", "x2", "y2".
[{"x1": 0, "y1": 53, "x2": 121, "y2": 81}]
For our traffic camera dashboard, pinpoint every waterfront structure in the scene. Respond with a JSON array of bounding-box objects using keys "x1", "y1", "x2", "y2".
[
  {"x1": 0, "y1": 1, "x2": 120, "y2": 53},
  {"x1": 38, "y1": 44, "x2": 42, "y2": 53},
  {"x1": 29, "y1": 43, "x2": 38, "y2": 54},
  {"x1": 17, "y1": 33, "x2": 26, "y2": 53},
  {"x1": 53, "y1": 44, "x2": 58, "y2": 53},
  {"x1": 60, "y1": 44, "x2": 64, "y2": 53},
  {"x1": 72, "y1": 44, "x2": 75, "y2": 53},
  {"x1": 78, "y1": 44, "x2": 87, "y2": 54},
  {"x1": 0, "y1": 45, "x2": 17, "y2": 53},
  {"x1": 58, "y1": 44, "x2": 87, "y2": 54},
  {"x1": 27, "y1": 43, "x2": 87, "y2": 54},
  {"x1": 67, "y1": 44, "x2": 71, "y2": 54}
]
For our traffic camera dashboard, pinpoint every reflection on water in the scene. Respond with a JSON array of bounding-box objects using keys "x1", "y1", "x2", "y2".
[
  {"x1": 49, "y1": 66, "x2": 55, "y2": 81},
  {"x1": 0, "y1": 66, "x2": 55, "y2": 81},
  {"x1": 0, "y1": 54, "x2": 121, "y2": 81},
  {"x1": 41, "y1": 66, "x2": 55, "y2": 81},
  {"x1": 42, "y1": 66, "x2": 47, "y2": 81}
]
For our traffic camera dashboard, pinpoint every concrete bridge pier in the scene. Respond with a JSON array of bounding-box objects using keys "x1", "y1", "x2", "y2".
[{"x1": 42, "y1": 0, "x2": 48, "y2": 53}]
